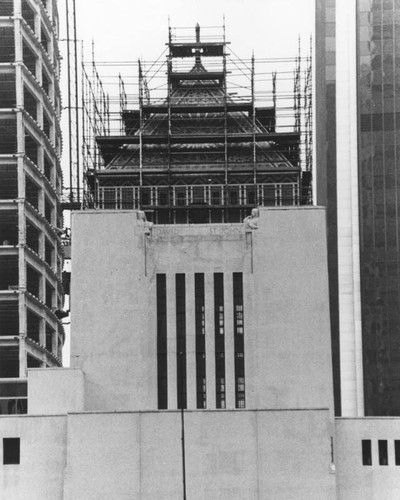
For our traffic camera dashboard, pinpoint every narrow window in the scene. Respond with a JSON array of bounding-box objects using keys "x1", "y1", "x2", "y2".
[
  {"x1": 214, "y1": 273, "x2": 225, "y2": 409},
  {"x1": 176, "y1": 274, "x2": 186, "y2": 409},
  {"x1": 156, "y1": 274, "x2": 167, "y2": 409},
  {"x1": 379, "y1": 440, "x2": 388, "y2": 466},
  {"x1": 233, "y1": 272, "x2": 245, "y2": 408},
  {"x1": 3, "y1": 438, "x2": 20, "y2": 464},
  {"x1": 362, "y1": 440, "x2": 372, "y2": 466},
  {"x1": 195, "y1": 273, "x2": 206, "y2": 409},
  {"x1": 395, "y1": 441, "x2": 400, "y2": 466}
]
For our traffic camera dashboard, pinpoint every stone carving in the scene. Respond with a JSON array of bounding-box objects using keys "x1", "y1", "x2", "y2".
[
  {"x1": 137, "y1": 210, "x2": 153, "y2": 234},
  {"x1": 244, "y1": 208, "x2": 259, "y2": 229}
]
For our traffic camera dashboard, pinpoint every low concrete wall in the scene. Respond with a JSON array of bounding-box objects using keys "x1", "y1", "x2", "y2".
[
  {"x1": 0, "y1": 408, "x2": 336, "y2": 499},
  {"x1": 0, "y1": 415, "x2": 67, "y2": 500},
  {"x1": 28, "y1": 368, "x2": 84, "y2": 415},
  {"x1": 336, "y1": 417, "x2": 400, "y2": 499},
  {"x1": 64, "y1": 409, "x2": 336, "y2": 500}
]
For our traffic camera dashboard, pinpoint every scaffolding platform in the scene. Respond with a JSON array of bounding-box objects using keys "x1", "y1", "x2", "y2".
[{"x1": 81, "y1": 23, "x2": 312, "y2": 223}]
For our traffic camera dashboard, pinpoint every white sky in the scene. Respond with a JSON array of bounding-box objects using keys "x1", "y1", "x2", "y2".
[
  {"x1": 59, "y1": 0, "x2": 314, "y2": 366},
  {"x1": 67, "y1": 0, "x2": 314, "y2": 62}
]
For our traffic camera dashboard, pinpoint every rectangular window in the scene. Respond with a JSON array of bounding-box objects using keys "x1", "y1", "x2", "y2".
[
  {"x1": 233, "y1": 272, "x2": 245, "y2": 408},
  {"x1": 379, "y1": 440, "x2": 388, "y2": 466},
  {"x1": 44, "y1": 155, "x2": 53, "y2": 182},
  {"x1": 0, "y1": 28, "x2": 15, "y2": 63},
  {"x1": 156, "y1": 274, "x2": 167, "y2": 409},
  {"x1": 42, "y1": 69, "x2": 50, "y2": 95},
  {"x1": 44, "y1": 196, "x2": 53, "y2": 224},
  {"x1": 395, "y1": 441, "x2": 400, "y2": 466},
  {"x1": 362, "y1": 439, "x2": 372, "y2": 466},
  {"x1": 23, "y1": 41, "x2": 37, "y2": 76},
  {"x1": 176, "y1": 274, "x2": 186, "y2": 409},
  {"x1": 195, "y1": 273, "x2": 206, "y2": 409},
  {"x1": 45, "y1": 324, "x2": 54, "y2": 353},
  {"x1": 25, "y1": 133, "x2": 39, "y2": 166},
  {"x1": 3, "y1": 438, "x2": 20, "y2": 464},
  {"x1": 22, "y1": 0, "x2": 35, "y2": 32},
  {"x1": 214, "y1": 273, "x2": 225, "y2": 409},
  {"x1": 41, "y1": 26, "x2": 49, "y2": 53},
  {"x1": 43, "y1": 112, "x2": 51, "y2": 139},
  {"x1": 0, "y1": 1, "x2": 14, "y2": 16},
  {"x1": 0, "y1": 382, "x2": 27, "y2": 415},
  {"x1": 24, "y1": 86, "x2": 37, "y2": 120}
]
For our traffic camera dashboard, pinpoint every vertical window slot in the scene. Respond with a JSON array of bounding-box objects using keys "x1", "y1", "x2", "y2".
[
  {"x1": 362, "y1": 439, "x2": 372, "y2": 466},
  {"x1": 214, "y1": 273, "x2": 225, "y2": 409},
  {"x1": 233, "y1": 272, "x2": 245, "y2": 408},
  {"x1": 379, "y1": 440, "x2": 388, "y2": 466},
  {"x1": 195, "y1": 273, "x2": 206, "y2": 409},
  {"x1": 176, "y1": 274, "x2": 186, "y2": 409},
  {"x1": 395, "y1": 441, "x2": 400, "y2": 466},
  {"x1": 156, "y1": 274, "x2": 167, "y2": 409}
]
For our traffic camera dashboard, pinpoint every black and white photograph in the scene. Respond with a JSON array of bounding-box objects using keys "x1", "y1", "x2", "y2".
[{"x1": 0, "y1": 0, "x2": 399, "y2": 498}]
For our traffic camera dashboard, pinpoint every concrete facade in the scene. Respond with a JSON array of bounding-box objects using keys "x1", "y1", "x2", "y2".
[
  {"x1": 70, "y1": 208, "x2": 334, "y2": 414},
  {"x1": 2, "y1": 207, "x2": 400, "y2": 498},
  {"x1": 0, "y1": 407, "x2": 335, "y2": 500},
  {"x1": 0, "y1": 413, "x2": 67, "y2": 499},
  {"x1": 336, "y1": 418, "x2": 400, "y2": 500},
  {"x1": 0, "y1": 207, "x2": 340, "y2": 499}
]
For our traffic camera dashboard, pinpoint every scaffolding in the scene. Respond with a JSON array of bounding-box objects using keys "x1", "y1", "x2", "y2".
[
  {"x1": 81, "y1": 24, "x2": 313, "y2": 222},
  {"x1": 61, "y1": 0, "x2": 83, "y2": 210}
]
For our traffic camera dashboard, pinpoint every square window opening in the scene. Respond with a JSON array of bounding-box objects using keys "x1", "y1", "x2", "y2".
[{"x1": 3, "y1": 438, "x2": 20, "y2": 464}]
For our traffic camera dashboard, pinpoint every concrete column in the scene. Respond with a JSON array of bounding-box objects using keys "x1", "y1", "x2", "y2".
[
  {"x1": 34, "y1": 4, "x2": 40, "y2": 36},
  {"x1": 388, "y1": 439, "x2": 395, "y2": 467},
  {"x1": 167, "y1": 273, "x2": 177, "y2": 409},
  {"x1": 38, "y1": 96, "x2": 44, "y2": 129},
  {"x1": 38, "y1": 183, "x2": 44, "y2": 217},
  {"x1": 37, "y1": 47, "x2": 42, "y2": 88},
  {"x1": 57, "y1": 332, "x2": 63, "y2": 361},
  {"x1": 14, "y1": 0, "x2": 21, "y2": 17},
  {"x1": 224, "y1": 272, "x2": 235, "y2": 409},
  {"x1": 47, "y1": 0, "x2": 54, "y2": 27},
  {"x1": 17, "y1": 157, "x2": 25, "y2": 198},
  {"x1": 205, "y1": 273, "x2": 215, "y2": 409},
  {"x1": 15, "y1": 19, "x2": 24, "y2": 160},
  {"x1": 39, "y1": 141, "x2": 45, "y2": 172},
  {"x1": 336, "y1": 0, "x2": 364, "y2": 417},
  {"x1": 371, "y1": 439, "x2": 378, "y2": 467},
  {"x1": 18, "y1": 280, "x2": 26, "y2": 332},
  {"x1": 39, "y1": 228, "x2": 45, "y2": 260},
  {"x1": 19, "y1": 336, "x2": 27, "y2": 377},
  {"x1": 243, "y1": 272, "x2": 253, "y2": 409},
  {"x1": 17, "y1": 218, "x2": 26, "y2": 376},
  {"x1": 186, "y1": 273, "x2": 196, "y2": 409},
  {"x1": 17, "y1": 198, "x2": 26, "y2": 246},
  {"x1": 17, "y1": 199, "x2": 26, "y2": 379},
  {"x1": 39, "y1": 267, "x2": 45, "y2": 303},
  {"x1": 52, "y1": 323, "x2": 58, "y2": 356},
  {"x1": 39, "y1": 316, "x2": 45, "y2": 347}
]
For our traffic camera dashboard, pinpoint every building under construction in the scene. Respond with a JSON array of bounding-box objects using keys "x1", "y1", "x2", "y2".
[
  {"x1": 81, "y1": 24, "x2": 312, "y2": 224},
  {"x1": 0, "y1": 0, "x2": 65, "y2": 414}
]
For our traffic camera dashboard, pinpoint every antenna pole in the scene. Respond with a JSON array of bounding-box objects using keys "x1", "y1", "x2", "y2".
[
  {"x1": 65, "y1": 0, "x2": 73, "y2": 202},
  {"x1": 72, "y1": 0, "x2": 80, "y2": 204}
]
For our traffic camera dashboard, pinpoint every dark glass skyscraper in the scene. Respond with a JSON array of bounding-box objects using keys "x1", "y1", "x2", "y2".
[{"x1": 317, "y1": 0, "x2": 400, "y2": 416}]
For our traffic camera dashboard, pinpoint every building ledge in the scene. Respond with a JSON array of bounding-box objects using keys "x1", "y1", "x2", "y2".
[{"x1": 25, "y1": 336, "x2": 62, "y2": 367}]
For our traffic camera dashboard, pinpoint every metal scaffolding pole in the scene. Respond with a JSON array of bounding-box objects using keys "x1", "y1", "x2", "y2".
[{"x1": 65, "y1": 0, "x2": 72, "y2": 202}]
